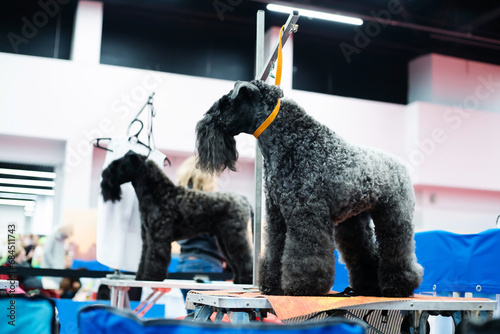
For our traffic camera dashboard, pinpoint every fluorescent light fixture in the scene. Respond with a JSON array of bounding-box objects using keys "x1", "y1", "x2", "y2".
[
  {"x1": 267, "y1": 4, "x2": 363, "y2": 25},
  {"x1": 0, "y1": 198, "x2": 35, "y2": 207},
  {"x1": 0, "y1": 186, "x2": 55, "y2": 196},
  {"x1": 0, "y1": 178, "x2": 55, "y2": 188},
  {"x1": 0, "y1": 192, "x2": 37, "y2": 201},
  {"x1": 0, "y1": 168, "x2": 56, "y2": 179}
]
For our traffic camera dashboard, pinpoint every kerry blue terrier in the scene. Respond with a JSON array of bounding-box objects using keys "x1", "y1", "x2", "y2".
[
  {"x1": 101, "y1": 151, "x2": 253, "y2": 283},
  {"x1": 195, "y1": 80, "x2": 423, "y2": 297}
]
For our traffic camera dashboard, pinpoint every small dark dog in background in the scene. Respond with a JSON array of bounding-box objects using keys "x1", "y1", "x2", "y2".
[{"x1": 101, "y1": 151, "x2": 253, "y2": 283}]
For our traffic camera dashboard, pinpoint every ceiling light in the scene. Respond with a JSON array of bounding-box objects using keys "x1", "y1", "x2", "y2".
[
  {"x1": 0, "y1": 186, "x2": 55, "y2": 196},
  {"x1": 0, "y1": 178, "x2": 55, "y2": 188},
  {"x1": 0, "y1": 168, "x2": 56, "y2": 179},
  {"x1": 0, "y1": 198, "x2": 35, "y2": 207},
  {"x1": 267, "y1": 4, "x2": 363, "y2": 26}
]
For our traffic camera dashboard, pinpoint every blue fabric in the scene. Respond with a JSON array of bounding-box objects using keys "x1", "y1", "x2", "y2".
[
  {"x1": 72, "y1": 260, "x2": 113, "y2": 271},
  {"x1": 178, "y1": 235, "x2": 225, "y2": 262},
  {"x1": 414, "y1": 229, "x2": 500, "y2": 294},
  {"x1": 0, "y1": 294, "x2": 55, "y2": 334},
  {"x1": 55, "y1": 299, "x2": 166, "y2": 334},
  {"x1": 73, "y1": 257, "x2": 179, "y2": 273},
  {"x1": 331, "y1": 229, "x2": 500, "y2": 295},
  {"x1": 176, "y1": 256, "x2": 224, "y2": 274},
  {"x1": 79, "y1": 305, "x2": 365, "y2": 334},
  {"x1": 331, "y1": 251, "x2": 350, "y2": 293}
]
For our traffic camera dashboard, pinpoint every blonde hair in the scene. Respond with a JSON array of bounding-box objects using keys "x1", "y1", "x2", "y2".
[{"x1": 177, "y1": 156, "x2": 217, "y2": 191}]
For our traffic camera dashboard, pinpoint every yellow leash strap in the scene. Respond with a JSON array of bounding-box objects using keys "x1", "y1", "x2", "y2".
[
  {"x1": 253, "y1": 99, "x2": 281, "y2": 138},
  {"x1": 253, "y1": 25, "x2": 284, "y2": 139}
]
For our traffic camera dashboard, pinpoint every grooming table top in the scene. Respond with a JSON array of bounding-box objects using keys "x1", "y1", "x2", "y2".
[
  {"x1": 101, "y1": 277, "x2": 254, "y2": 290},
  {"x1": 186, "y1": 290, "x2": 497, "y2": 323}
]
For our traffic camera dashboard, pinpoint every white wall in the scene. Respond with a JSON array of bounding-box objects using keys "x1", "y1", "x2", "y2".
[
  {"x1": 0, "y1": 205, "x2": 25, "y2": 233},
  {"x1": 0, "y1": 51, "x2": 499, "y2": 234}
]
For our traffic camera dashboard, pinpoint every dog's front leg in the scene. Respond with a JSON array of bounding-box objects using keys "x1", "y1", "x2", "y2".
[
  {"x1": 140, "y1": 218, "x2": 173, "y2": 281},
  {"x1": 280, "y1": 198, "x2": 335, "y2": 296},
  {"x1": 259, "y1": 198, "x2": 286, "y2": 295}
]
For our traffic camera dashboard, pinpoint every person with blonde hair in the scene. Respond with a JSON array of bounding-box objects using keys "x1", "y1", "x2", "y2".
[
  {"x1": 175, "y1": 156, "x2": 226, "y2": 303},
  {"x1": 176, "y1": 156, "x2": 217, "y2": 192}
]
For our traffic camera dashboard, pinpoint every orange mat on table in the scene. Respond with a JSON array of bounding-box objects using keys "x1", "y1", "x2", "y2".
[{"x1": 190, "y1": 290, "x2": 490, "y2": 323}]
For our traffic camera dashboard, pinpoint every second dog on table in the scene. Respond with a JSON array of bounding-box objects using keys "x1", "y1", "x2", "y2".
[{"x1": 100, "y1": 151, "x2": 253, "y2": 284}]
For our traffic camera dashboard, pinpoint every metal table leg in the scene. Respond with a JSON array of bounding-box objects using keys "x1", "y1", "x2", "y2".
[
  {"x1": 228, "y1": 311, "x2": 250, "y2": 324},
  {"x1": 193, "y1": 305, "x2": 214, "y2": 322}
]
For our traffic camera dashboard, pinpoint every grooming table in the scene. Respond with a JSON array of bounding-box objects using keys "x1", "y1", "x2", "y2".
[
  {"x1": 101, "y1": 274, "x2": 253, "y2": 317},
  {"x1": 186, "y1": 290, "x2": 496, "y2": 333}
]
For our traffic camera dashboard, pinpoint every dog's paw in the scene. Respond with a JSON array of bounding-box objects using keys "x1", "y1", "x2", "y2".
[
  {"x1": 378, "y1": 258, "x2": 423, "y2": 297},
  {"x1": 259, "y1": 285, "x2": 284, "y2": 295},
  {"x1": 283, "y1": 285, "x2": 330, "y2": 296},
  {"x1": 234, "y1": 274, "x2": 253, "y2": 285},
  {"x1": 350, "y1": 280, "x2": 382, "y2": 297},
  {"x1": 381, "y1": 285, "x2": 415, "y2": 297},
  {"x1": 136, "y1": 273, "x2": 165, "y2": 282}
]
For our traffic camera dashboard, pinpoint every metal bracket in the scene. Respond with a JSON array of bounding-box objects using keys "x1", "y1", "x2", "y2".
[
  {"x1": 133, "y1": 288, "x2": 170, "y2": 317},
  {"x1": 257, "y1": 11, "x2": 300, "y2": 81}
]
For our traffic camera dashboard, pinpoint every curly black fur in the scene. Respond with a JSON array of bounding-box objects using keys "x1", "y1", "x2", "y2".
[
  {"x1": 101, "y1": 152, "x2": 253, "y2": 283},
  {"x1": 196, "y1": 80, "x2": 424, "y2": 297}
]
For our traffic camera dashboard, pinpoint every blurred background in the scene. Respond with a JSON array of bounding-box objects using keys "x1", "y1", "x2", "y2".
[{"x1": 0, "y1": 0, "x2": 499, "y2": 263}]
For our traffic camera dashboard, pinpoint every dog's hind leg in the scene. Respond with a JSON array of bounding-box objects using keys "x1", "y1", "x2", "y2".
[
  {"x1": 258, "y1": 199, "x2": 287, "y2": 295},
  {"x1": 280, "y1": 199, "x2": 335, "y2": 296},
  {"x1": 371, "y1": 192, "x2": 423, "y2": 297},
  {"x1": 334, "y1": 212, "x2": 381, "y2": 296}
]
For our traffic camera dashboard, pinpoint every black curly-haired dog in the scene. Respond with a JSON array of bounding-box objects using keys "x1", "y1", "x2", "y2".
[
  {"x1": 101, "y1": 151, "x2": 253, "y2": 283},
  {"x1": 196, "y1": 80, "x2": 423, "y2": 297}
]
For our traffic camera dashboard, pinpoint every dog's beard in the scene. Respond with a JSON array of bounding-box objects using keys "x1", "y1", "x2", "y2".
[
  {"x1": 100, "y1": 168, "x2": 123, "y2": 202},
  {"x1": 196, "y1": 115, "x2": 238, "y2": 175}
]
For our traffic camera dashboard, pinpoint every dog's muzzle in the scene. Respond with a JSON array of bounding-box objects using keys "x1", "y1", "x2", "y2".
[{"x1": 195, "y1": 115, "x2": 238, "y2": 175}]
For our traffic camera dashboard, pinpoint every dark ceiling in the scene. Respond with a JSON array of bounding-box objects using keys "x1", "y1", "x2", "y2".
[
  {"x1": 100, "y1": 0, "x2": 500, "y2": 64},
  {"x1": 99, "y1": 0, "x2": 500, "y2": 103}
]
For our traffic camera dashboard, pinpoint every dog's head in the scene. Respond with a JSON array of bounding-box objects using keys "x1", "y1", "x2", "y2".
[
  {"x1": 196, "y1": 80, "x2": 283, "y2": 174},
  {"x1": 101, "y1": 151, "x2": 147, "y2": 202}
]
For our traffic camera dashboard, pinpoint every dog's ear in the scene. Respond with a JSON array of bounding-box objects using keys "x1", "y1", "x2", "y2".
[
  {"x1": 123, "y1": 151, "x2": 146, "y2": 167},
  {"x1": 231, "y1": 81, "x2": 260, "y2": 100},
  {"x1": 251, "y1": 79, "x2": 284, "y2": 102}
]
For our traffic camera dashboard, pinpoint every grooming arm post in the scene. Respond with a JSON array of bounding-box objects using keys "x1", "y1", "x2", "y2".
[
  {"x1": 257, "y1": 11, "x2": 299, "y2": 81},
  {"x1": 253, "y1": 10, "x2": 299, "y2": 288},
  {"x1": 253, "y1": 10, "x2": 265, "y2": 287}
]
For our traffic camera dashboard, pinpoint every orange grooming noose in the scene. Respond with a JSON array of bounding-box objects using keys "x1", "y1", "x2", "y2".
[{"x1": 253, "y1": 25, "x2": 285, "y2": 139}]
